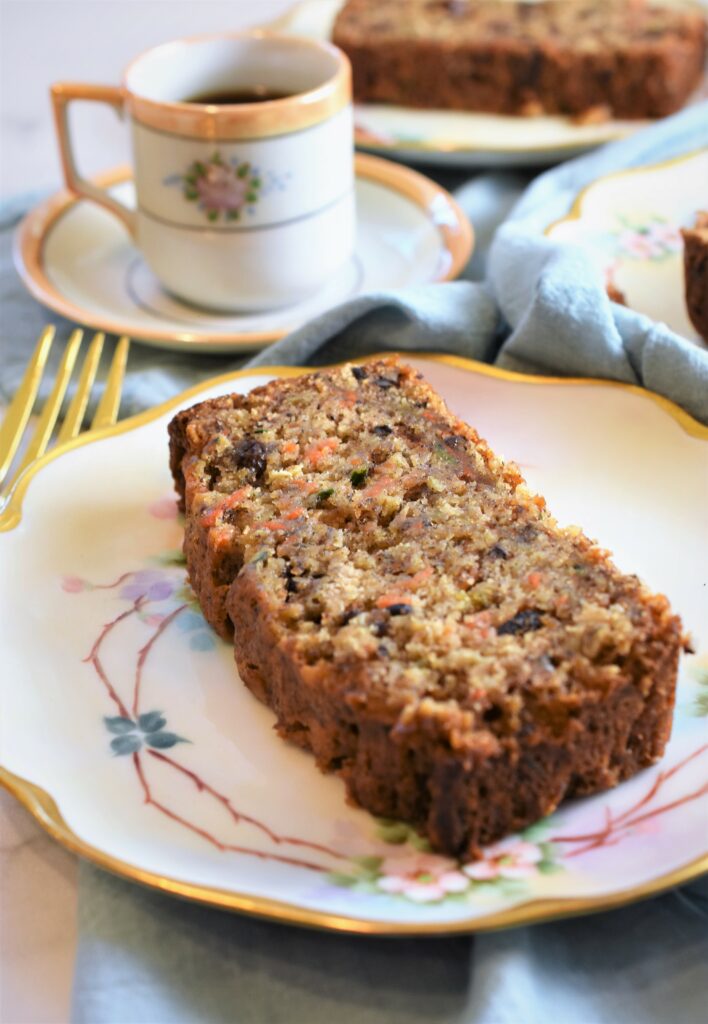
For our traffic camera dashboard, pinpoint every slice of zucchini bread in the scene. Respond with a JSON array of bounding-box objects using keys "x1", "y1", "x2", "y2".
[
  {"x1": 168, "y1": 359, "x2": 685, "y2": 856},
  {"x1": 332, "y1": 0, "x2": 707, "y2": 119},
  {"x1": 682, "y1": 211, "x2": 708, "y2": 344}
]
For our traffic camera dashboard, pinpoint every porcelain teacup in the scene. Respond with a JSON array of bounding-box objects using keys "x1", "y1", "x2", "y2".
[{"x1": 51, "y1": 32, "x2": 355, "y2": 312}]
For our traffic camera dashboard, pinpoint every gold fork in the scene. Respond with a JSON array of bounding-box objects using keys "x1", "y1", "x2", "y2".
[{"x1": 0, "y1": 326, "x2": 130, "y2": 499}]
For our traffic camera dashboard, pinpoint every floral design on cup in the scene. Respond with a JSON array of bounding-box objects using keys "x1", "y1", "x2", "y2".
[{"x1": 171, "y1": 152, "x2": 263, "y2": 223}]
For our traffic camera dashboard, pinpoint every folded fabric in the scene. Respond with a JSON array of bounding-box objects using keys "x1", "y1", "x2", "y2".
[
  {"x1": 247, "y1": 101, "x2": 708, "y2": 423},
  {"x1": 72, "y1": 866, "x2": 708, "y2": 1024}
]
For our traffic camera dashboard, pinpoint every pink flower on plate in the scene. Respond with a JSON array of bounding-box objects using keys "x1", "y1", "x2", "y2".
[
  {"x1": 618, "y1": 220, "x2": 682, "y2": 261},
  {"x1": 376, "y1": 853, "x2": 470, "y2": 903},
  {"x1": 463, "y1": 839, "x2": 543, "y2": 881},
  {"x1": 61, "y1": 574, "x2": 86, "y2": 593},
  {"x1": 149, "y1": 497, "x2": 178, "y2": 520},
  {"x1": 618, "y1": 230, "x2": 661, "y2": 260},
  {"x1": 197, "y1": 164, "x2": 249, "y2": 215}
]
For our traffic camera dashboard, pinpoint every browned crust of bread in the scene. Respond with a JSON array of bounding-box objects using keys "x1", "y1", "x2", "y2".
[
  {"x1": 168, "y1": 360, "x2": 684, "y2": 857},
  {"x1": 332, "y1": 0, "x2": 707, "y2": 119},
  {"x1": 229, "y1": 565, "x2": 680, "y2": 854},
  {"x1": 682, "y1": 212, "x2": 708, "y2": 343}
]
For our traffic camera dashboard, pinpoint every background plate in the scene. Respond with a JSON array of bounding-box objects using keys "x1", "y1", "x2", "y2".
[
  {"x1": 1, "y1": 356, "x2": 706, "y2": 934},
  {"x1": 547, "y1": 149, "x2": 708, "y2": 345},
  {"x1": 275, "y1": 1, "x2": 708, "y2": 168}
]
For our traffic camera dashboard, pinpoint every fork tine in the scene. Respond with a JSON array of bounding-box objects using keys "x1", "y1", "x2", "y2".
[
  {"x1": 91, "y1": 335, "x2": 129, "y2": 430},
  {"x1": 7, "y1": 329, "x2": 84, "y2": 490},
  {"x1": 0, "y1": 325, "x2": 56, "y2": 487},
  {"x1": 56, "y1": 332, "x2": 105, "y2": 445}
]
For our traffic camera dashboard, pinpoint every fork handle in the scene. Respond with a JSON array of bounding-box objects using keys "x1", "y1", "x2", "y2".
[{"x1": 51, "y1": 82, "x2": 137, "y2": 239}]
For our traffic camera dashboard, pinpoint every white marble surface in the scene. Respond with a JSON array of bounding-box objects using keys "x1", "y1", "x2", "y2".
[{"x1": 0, "y1": 5, "x2": 292, "y2": 1020}]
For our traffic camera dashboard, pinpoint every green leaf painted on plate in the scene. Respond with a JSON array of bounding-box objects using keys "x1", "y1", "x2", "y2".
[
  {"x1": 538, "y1": 860, "x2": 563, "y2": 875},
  {"x1": 327, "y1": 872, "x2": 357, "y2": 888},
  {"x1": 408, "y1": 832, "x2": 432, "y2": 852},
  {"x1": 352, "y1": 855, "x2": 383, "y2": 875},
  {"x1": 695, "y1": 691, "x2": 708, "y2": 717},
  {"x1": 151, "y1": 549, "x2": 186, "y2": 566},
  {"x1": 111, "y1": 734, "x2": 142, "y2": 756},
  {"x1": 520, "y1": 821, "x2": 548, "y2": 842},
  {"x1": 138, "y1": 711, "x2": 166, "y2": 734},
  {"x1": 104, "y1": 716, "x2": 136, "y2": 734},
  {"x1": 146, "y1": 731, "x2": 188, "y2": 750},
  {"x1": 377, "y1": 821, "x2": 410, "y2": 845}
]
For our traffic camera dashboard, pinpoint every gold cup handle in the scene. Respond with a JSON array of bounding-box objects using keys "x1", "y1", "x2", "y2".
[{"x1": 50, "y1": 82, "x2": 137, "y2": 239}]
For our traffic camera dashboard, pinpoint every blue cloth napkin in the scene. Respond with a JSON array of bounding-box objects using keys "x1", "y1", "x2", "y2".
[
  {"x1": 72, "y1": 869, "x2": 708, "y2": 1024},
  {"x1": 1, "y1": 101, "x2": 707, "y2": 1024},
  {"x1": 244, "y1": 101, "x2": 708, "y2": 423}
]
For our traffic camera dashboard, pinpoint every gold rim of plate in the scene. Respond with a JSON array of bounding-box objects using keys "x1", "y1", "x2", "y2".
[
  {"x1": 353, "y1": 125, "x2": 632, "y2": 158},
  {"x1": 1, "y1": 354, "x2": 706, "y2": 935},
  {"x1": 13, "y1": 155, "x2": 473, "y2": 350},
  {"x1": 545, "y1": 146, "x2": 708, "y2": 238}
]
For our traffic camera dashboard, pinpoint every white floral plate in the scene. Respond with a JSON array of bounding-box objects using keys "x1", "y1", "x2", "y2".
[
  {"x1": 1, "y1": 356, "x2": 706, "y2": 935},
  {"x1": 547, "y1": 149, "x2": 708, "y2": 345},
  {"x1": 13, "y1": 154, "x2": 471, "y2": 354},
  {"x1": 274, "y1": 1, "x2": 708, "y2": 168}
]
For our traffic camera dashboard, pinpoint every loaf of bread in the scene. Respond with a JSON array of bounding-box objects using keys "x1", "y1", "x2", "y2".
[
  {"x1": 682, "y1": 212, "x2": 708, "y2": 343},
  {"x1": 169, "y1": 359, "x2": 685, "y2": 856},
  {"x1": 332, "y1": 0, "x2": 707, "y2": 119}
]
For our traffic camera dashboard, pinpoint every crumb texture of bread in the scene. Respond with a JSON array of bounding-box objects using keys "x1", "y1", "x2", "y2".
[
  {"x1": 332, "y1": 0, "x2": 707, "y2": 119},
  {"x1": 682, "y1": 212, "x2": 708, "y2": 343},
  {"x1": 169, "y1": 358, "x2": 684, "y2": 856}
]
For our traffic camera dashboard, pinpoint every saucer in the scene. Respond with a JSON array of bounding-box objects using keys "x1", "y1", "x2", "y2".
[{"x1": 14, "y1": 154, "x2": 473, "y2": 354}]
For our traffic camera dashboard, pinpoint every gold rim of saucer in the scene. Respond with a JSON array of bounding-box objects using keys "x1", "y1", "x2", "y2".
[{"x1": 13, "y1": 153, "x2": 474, "y2": 350}]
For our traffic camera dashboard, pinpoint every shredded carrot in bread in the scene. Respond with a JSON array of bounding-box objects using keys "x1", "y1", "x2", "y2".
[
  {"x1": 201, "y1": 487, "x2": 251, "y2": 527},
  {"x1": 304, "y1": 437, "x2": 340, "y2": 466}
]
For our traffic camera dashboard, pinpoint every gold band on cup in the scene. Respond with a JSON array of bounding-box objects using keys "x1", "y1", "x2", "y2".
[{"x1": 124, "y1": 31, "x2": 352, "y2": 141}]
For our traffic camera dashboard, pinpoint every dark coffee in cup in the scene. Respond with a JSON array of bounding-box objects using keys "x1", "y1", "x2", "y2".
[{"x1": 184, "y1": 87, "x2": 294, "y2": 105}]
